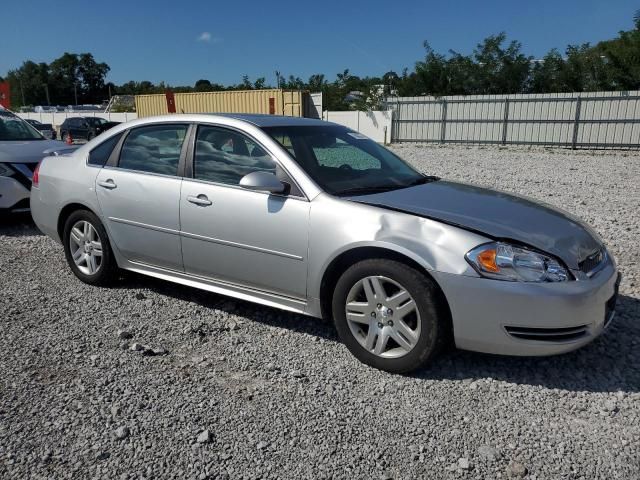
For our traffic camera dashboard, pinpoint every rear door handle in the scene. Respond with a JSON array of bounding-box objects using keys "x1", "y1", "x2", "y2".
[
  {"x1": 187, "y1": 194, "x2": 212, "y2": 206},
  {"x1": 97, "y1": 179, "x2": 117, "y2": 189}
]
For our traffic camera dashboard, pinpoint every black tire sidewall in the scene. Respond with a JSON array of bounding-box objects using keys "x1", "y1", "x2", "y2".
[
  {"x1": 332, "y1": 259, "x2": 443, "y2": 374},
  {"x1": 63, "y1": 210, "x2": 116, "y2": 286}
]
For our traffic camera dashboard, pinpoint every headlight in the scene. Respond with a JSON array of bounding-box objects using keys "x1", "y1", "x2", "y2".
[{"x1": 465, "y1": 242, "x2": 569, "y2": 282}]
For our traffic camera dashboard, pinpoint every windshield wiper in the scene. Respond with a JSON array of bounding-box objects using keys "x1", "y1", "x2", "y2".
[
  {"x1": 335, "y1": 185, "x2": 402, "y2": 196},
  {"x1": 336, "y1": 176, "x2": 440, "y2": 196},
  {"x1": 405, "y1": 175, "x2": 440, "y2": 187}
]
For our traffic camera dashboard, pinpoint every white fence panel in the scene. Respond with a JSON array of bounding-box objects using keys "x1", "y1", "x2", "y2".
[
  {"x1": 323, "y1": 110, "x2": 392, "y2": 143},
  {"x1": 386, "y1": 91, "x2": 640, "y2": 148}
]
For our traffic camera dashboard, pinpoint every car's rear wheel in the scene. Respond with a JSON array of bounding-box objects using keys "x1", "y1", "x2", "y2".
[
  {"x1": 63, "y1": 210, "x2": 118, "y2": 286},
  {"x1": 332, "y1": 259, "x2": 447, "y2": 373}
]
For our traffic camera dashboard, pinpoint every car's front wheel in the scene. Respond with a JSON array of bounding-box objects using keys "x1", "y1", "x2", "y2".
[
  {"x1": 63, "y1": 210, "x2": 118, "y2": 286},
  {"x1": 332, "y1": 259, "x2": 448, "y2": 373}
]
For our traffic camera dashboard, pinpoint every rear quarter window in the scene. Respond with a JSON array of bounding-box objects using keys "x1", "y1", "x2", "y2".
[{"x1": 88, "y1": 133, "x2": 123, "y2": 167}]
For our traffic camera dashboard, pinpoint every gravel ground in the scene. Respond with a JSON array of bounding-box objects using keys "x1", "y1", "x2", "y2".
[{"x1": 1, "y1": 144, "x2": 639, "y2": 480}]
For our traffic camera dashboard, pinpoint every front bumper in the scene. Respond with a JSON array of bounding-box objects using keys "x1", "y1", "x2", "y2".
[
  {"x1": 432, "y1": 260, "x2": 620, "y2": 356},
  {"x1": 0, "y1": 176, "x2": 31, "y2": 212}
]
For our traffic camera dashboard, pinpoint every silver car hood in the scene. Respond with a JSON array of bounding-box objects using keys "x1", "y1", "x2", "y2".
[
  {"x1": 0, "y1": 139, "x2": 71, "y2": 164},
  {"x1": 348, "y1": 180, "x2": 602, "y2": 269}
]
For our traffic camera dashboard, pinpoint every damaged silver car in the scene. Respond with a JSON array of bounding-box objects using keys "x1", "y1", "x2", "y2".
[{"x1": 30, "y1": 114, "x2": 620, "y2": 373}]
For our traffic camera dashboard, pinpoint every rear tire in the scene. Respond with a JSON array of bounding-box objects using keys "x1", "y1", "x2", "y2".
[
  {"x1": 332, "y1": 259, "x2": 447, "y2": 373},
  {"x1": 63, "y1": 210, "x2": 118, "y2": 286}
]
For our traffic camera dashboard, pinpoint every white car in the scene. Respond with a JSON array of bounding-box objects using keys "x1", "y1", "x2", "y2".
[
  {"x1": 0, "y1": 109, "x2": 74, "y2": 213},
  {"x1": 30, "y1": 114, "x2": 620, "y2": 373}
]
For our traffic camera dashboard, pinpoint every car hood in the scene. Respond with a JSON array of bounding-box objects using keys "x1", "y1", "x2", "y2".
[
  {"x1": 0, "y1": 139, "x2": 71, "y2": 163},
  {"x1": 348, "y1": 180, "x2": 602, "y2": 269}
]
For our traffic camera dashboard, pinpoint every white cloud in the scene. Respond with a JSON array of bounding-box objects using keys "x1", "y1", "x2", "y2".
[{"x1": 197, "y1": 32, "x2": 221, "y2": 43}]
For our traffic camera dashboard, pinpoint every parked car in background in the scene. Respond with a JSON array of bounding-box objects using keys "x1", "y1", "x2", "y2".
[
  {"x1": 34, "y1": 106, "x2": 59, "y2": 113},
  {"x1": 59, "y1": 117, "x2": 121, "y2": 142},
  {"x1": 24, "y1": 119, "x2": 57, "y2": 140},
  {"x1": 31, "y1": 114, "x2": 620, "y2": 373},
  {"x1": 0, "y1": 109, "x2": 75, "y2": 213}
]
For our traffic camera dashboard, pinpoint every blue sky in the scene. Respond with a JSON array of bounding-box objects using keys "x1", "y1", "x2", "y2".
[{"x1": 2, "y1": 0, "x2": 636, "y2": 86}]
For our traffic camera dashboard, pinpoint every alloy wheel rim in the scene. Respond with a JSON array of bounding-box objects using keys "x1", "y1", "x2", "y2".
[
  {"x1": 69, "y1": 220, "x2": 103, "y2": 276},
  {"x1": 345, "y1": 275, "x2": 421, "y2": 359}
]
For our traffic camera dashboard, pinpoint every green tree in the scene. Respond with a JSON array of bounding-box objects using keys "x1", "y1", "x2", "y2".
[
  {"x1": 307, "y1": 74, "x2": 327, "y2": 91},
  {"x1": 529, "y1": 49, "x2": 565, "y2": 93},
  {"x1": 472, "y1": 33, "x2": 532, "y2": 94},
  {"x1": 77, "y1": 53, "x2": 110, "y2": 102},
  {"x1": 6, "y1": 61, "x2": 50, "y2": 106},
  {"x1": 194, "y1": 79, "x2": 212, "y2": 91},
  {"x1": 49, "y1": 52, "x2": 80, "y2": 104},
  {"x1": 414, "y1": 42, "x2": 451, "y2": 96}
]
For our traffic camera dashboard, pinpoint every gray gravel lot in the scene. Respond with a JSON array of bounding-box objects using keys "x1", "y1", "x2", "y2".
[{"x1": 1, "y1": 144, "x2": 639, "y2": 480}]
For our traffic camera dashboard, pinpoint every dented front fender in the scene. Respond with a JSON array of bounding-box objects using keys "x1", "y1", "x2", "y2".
[{"x1": 307, "y1": 193, "x2": 489, "y2": 306}]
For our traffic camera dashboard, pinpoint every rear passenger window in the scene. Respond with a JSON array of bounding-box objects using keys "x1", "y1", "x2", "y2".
[
  {"x1": 118, "y1": 125, "x2": 187, "y2": 176},
  {"x1": 88, "y1": 133, "x2": 123, "y2": 166},
  {"x1": 194, "y1": 125, "x2": 276, "y2": 185}
]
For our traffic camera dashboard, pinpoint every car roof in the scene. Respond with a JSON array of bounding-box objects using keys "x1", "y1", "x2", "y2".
[
  {"x1": 103, "y1": 113, "x2": 344, "y2": 134},
  {"x1": 212, "y1": 113, "x2": 330, "y2": 128}
]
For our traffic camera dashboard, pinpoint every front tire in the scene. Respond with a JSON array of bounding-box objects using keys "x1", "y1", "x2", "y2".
[
  {"x1": 332, "y1": 259, "x2": 447, "y2": 373},
  {"x1": 63, "y1": 210, "x2": 118, "y2": 286}
]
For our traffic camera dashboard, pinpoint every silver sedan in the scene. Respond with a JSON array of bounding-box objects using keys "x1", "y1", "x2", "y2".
[{"x1": 30, "y1": 114, "x2": 620, "y2": 373}]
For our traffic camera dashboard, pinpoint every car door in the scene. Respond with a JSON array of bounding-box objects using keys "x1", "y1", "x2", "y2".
[
  {"x1": 63, "y1": 119, "x2": 74, "y2": 137},
  {"x1": 69, "y1": 118, "x2": 81, "y2": 138},
  {"x1": 95, "y1": 123, "x2": 190, "y2": 271},
  {"x1": 179, "y1": 124, "x2": 310, "y2": 298},
  {"x1": 79, "y1": 119, "x2": 91, "y2": 139}
]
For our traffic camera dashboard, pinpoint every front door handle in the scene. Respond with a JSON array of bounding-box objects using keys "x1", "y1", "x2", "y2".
[
  {"x1": 97, "y1": 179, "x2": 117, "y2": 189},
  {"x1": 187, "y1": 194, "x2": 212, "y2": 206}
]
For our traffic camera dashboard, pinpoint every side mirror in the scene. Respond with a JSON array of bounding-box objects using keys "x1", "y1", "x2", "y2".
[{"x1": 239, "y1": 171, "x2": 285, "y2": 194}]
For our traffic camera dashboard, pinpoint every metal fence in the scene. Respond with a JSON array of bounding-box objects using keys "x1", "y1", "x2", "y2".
[{"x1": 386, "y1": 91, "x2": 640, "y2": 149}]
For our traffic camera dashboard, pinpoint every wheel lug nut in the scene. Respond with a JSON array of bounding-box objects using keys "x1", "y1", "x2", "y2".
[
  {"x1": 377, "y1": 322, "x2": 383, "y2": 329},
  {"x1": 371, "y1": 312, "x2": 376, "y2": 318},
  {"x1": 387, "y1": 309, "x2": 393, "y2": 315},
  {"x1": 387, "y1": 320, "x2": 393, "y2": 326},
  {"x1": 377, "y1": 303, "x2": 382, "y2": 308}
]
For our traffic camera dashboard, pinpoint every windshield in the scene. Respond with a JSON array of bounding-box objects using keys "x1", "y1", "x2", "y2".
[
  {"x1": 87, "y1": 117, "x2": 107, "y2": 125},
  {"x1": 0, "y1": 111, "x2": 44, "y2": 140},
  {"x1": 262, "y1": 125, "x2": 425, "y2": 195}
]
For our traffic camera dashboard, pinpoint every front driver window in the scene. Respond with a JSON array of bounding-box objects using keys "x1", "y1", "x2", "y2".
[{"x1": 193, "y1": 125, "x2": 277, "y2": 186}]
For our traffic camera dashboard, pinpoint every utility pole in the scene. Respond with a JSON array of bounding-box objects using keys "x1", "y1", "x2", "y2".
[
  {"x1": 44, "y1": 84, "x2": 50, "y2": 106},
  {"x1": 74, "y1": 83, "x2": 78, "y2": 106},
  {"x1": 19, "y1": 74, "x2": 25, "y2": 106}
]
